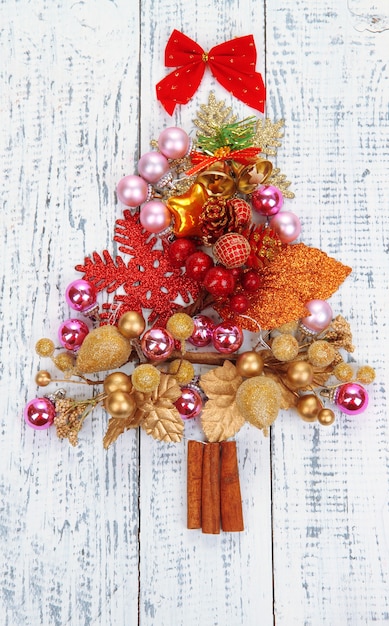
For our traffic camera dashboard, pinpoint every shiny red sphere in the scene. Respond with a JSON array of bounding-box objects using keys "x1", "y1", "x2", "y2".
[
  {"x1": 168, "y1": 238, "x2": 197, "y2": 267},
  {"x1": 203, "y1": 267, "x2": 236, "y2": 298},
  {"x1": 241, "y1": 270, "x2": 262, "y2": 293},
  {"x1": 230, "y1": 294, "x2": 250, "y2": 314},
  {"x1": 212, "y1": 322, "x2": 243, "y2": 353},
  {"x1": 185, "y1": 251, "x2": 214, "y2": 282}
]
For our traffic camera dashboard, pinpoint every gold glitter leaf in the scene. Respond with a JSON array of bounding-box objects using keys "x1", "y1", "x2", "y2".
[
  {"x1": 235, "y1": 376, "x2": 282, "y2": 435},
  {"x1": 234, "y1": 243, "x2": 352, "y2": 331},
  {"x1": 193, "y1": 92, "x2": 237, "y2": 140},
  {"x1": 200, "y1": 361, "x2": 245, "y2": 442},
  {"x1": 266, "y1": 167, "x2": 295, "y2": 199},
  {"x1": 253, "y1": 118, "x2": 285, "y2": 156},
  {"x1": 75, "y1": 325, "x2": 132, "y2": 373}
]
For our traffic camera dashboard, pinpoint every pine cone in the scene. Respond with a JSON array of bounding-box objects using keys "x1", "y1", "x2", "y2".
[{"x1": 199, "y1": 197, "x2": 239, "y2": 244}]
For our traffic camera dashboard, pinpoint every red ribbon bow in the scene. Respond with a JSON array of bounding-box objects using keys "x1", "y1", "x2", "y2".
[{"x1": 156, "y1": 30, "x2": 266, "y2": 115}]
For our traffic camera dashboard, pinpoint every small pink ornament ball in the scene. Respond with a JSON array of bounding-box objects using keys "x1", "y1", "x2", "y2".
[
  {"x1": 141, "y1": 328, "x2": 175, "y2": 361},
  {"x1": 58, "y1": 318, "x2": 89, "y2": 351},
  {"x1": 116, "y1": 175, "x2": 149, "y2": 207},
  {"x1": 301, "y1": 299, "x2": 333, "y2": 333},
  {"x1": 158, "y1": 127, "x2": 190, "y2": 159},
  {"x1": 65, "y1": 279, "x2": 97, "y2": 313},
  {"x1": 335, "y1": 382, "x2": 369, "y2": 415},
  {"x1": 140, "y1": 200, "x2": 171, "y2": 234},
  {"x1": 270, "y1": 211, "x2": 301, "y2": 243},
  {"x1": 137, "y1": 151, "x2": 170, "y2": 184},
  {"x1": 188, "y1": 315, "x2": 215, "y2": 347},
  {"x1": 251, "y1": 185, "x2": 284, "y2": 216},
  {"x1": 24, "y1": 397, "x2": 56, "y2": 430},
  {"x1": 174, "y1": 387, "x2": 202, "y2": 419},
  {"x1": 212, "y1": 322, "x2": 244, "y2": 354}
]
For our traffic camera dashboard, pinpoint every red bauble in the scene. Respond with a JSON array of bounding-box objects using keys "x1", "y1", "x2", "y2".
[
  {"x1": 185, "y1": 251, "x2": 214, "y2": 282},
  {"x1": 203, "y1": 267, "x2": 236, "y2": 298},
  {"x1": 168, "y1": 238, "x2": 197, "y2": 267},
  {"x1": 230, "y1": 294, "x2": 250, "y2": 314},
  {"x1": 241, "y1": 270, "x2": 262, "y2": 293}
]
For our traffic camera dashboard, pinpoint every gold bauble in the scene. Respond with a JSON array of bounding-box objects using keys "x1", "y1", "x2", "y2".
[
  {"x1": 271, "y1": 334, "x2": 299, "y2": 362},
  {"x1": 104, "y1": 391, "x2": 136, "y2": 419},
  {"x1": 166, "y1": 313, "x2": 194, "y2": 340},
  {"x1": 235, "y1": 351, "x2": 264, "y2": 378},
  {"x1": 103, "y1": 371, "x2": 132, "y2": 394},
  {"x1": 35, "y1": 370, "x2": 52, "y2": 387},
  {"x1": 235, "y1": 376, "x2": 281, "y2": 433},
  {"x1": 307, "y1": 340, "x2": 336, "y2": 367},
  {"x1": 286, "y1": 361, "x2": 314, "y2": 388},
  {"x1": 35, "y1": 338, "x2": 55, "y2": 357},
  {"x1": 131, "y1": 364, "x2": 161, "y2": 393},
  {"x1": 118, "y1": 311, "x2": 145, "y2": 339},
  {"x1": 356, "y1": 365, "x2": 376, "y2": 385},
  {"x1": 168, "y1": 359, "x2": 195, "y2": 384},
  {"x1": 317, "y1": 408, "x2": 336, "y2": 426},
  {"x1": 333, "y1": 362, "x2": 354, "y2": 382},
  {"x1": 296, "y1": 394, "x2": 322, "y2": 422},
  {"x1": 76, "y1": 325, "x2": 132, "y2": 373}
]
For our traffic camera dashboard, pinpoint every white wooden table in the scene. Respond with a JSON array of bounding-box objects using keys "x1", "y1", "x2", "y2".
[{"x1": 1, "y1": 1, "x2": 388, "y2": 624}]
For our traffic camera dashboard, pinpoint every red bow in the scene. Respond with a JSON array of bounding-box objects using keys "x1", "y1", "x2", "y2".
[
  {"x1": 186, "y1": 147, "x2": 261, "y2": 177},
  {"x1": 156, "y1": 30, "x2": 266, "y2": 115}
]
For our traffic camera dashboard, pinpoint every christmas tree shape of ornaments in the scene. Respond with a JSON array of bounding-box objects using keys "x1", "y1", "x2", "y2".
[{"x1": 25, "y1": 33, "x2": 375, "y2": 534}]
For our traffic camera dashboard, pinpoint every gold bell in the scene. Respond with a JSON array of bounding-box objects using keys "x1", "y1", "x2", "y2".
[
  {"x1": 234, "y1": 159, "x2": 273, "y2": 194},
  {"x1": 196, "y1": 162, "x2": 236, "y2": 197}
]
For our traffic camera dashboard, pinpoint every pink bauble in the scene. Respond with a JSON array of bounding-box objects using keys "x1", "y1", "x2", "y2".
[
  {"x1": 58, "y1": 318, "x2": 89, "y2": 351},
  {"x1": 270, "y1": 211, "x2": 301, "y2": 243},
  {"x1": 301, "y1": 299, "x2": 333, "y2": 333},
  {"x1": 188, "y1": 315, "x2": 215, "y2": 347},
  {"x1": 24, "y1": 397, "x2": 56, "y2": 430},
  {"x1": 252, "y1": 185, "x2": 284, "y2": 216},
  {"x1": 65, "y1": 279, "x2": 97, "y2": 313},
  {"x1": 140, "y1": 200, "x2": 171, "y2": 234},
  {"x1": 117, "y1": 175, "x2": 149, "y2": 207},
  {"x1": 141, "y1": 328, "x2": 175, "y2": 361},
  {"x1": 212, "y1": 322, "x2": 243, "y2": 354},
  {"x1": 137, "y1": 152, "x2": 170, "y2": 184},
  {"x1": 174, "y1": 387, "x2": 202, "y2": 419},
  {"x1": 158, "y1": 127, "x2": 190, "y2": 159},
  {"x1": 335, "y1": 383, "x2": 369, "y2": 415}
]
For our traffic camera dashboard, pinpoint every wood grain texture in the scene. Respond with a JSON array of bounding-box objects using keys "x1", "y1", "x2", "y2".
[{"x1": 0, "y1": 0, "x2": 388, "y2": 625}]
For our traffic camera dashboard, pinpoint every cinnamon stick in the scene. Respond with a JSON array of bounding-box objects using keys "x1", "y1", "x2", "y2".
[
  {"x1": 201, "y1": 442, "x2": 221, "y2": 534},
  {"x1": 187, "y1": 440, "x2": 204, "y2": 529},
  {"x1": 220, "y1": 441, "x2": 244, "y2": 532}
]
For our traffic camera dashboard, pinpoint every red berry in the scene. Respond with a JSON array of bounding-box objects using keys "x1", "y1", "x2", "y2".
[
  {"x1": 230, "y1": 267, "x2": 243, "y2": 280},
  {"x1": 203, "y1": 267, "x2": 236, "y2": 298},
  {"x1": 168, "y1": 238, "x2": 197, "y2": 267},
  {"x1": 185, "y1": 251, "x2": 214, "y2": 282},
  {"x1": 230, "y1": 294, "x2": 250, "y2": 314},
  {"x1": 241, "y1": 270, "x2": 262, "y2": 293}
]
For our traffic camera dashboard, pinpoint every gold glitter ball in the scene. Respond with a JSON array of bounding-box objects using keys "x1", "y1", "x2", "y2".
[
  {"x1": 76, "y1": 325, "x2": 132, "y2": 373},
  {"x1": 271, "y1": 334, "x2": 299, "y2": 362},
  {"x1": 168, "y1": 359, "x2": 195, "y2": 384},
  {"x1": 276, "y1": 321, "x2": 299, "y2": 335},
  {"x1": 35, "y1": 338, "x2": 55, "y2": 357},
  {"x1": 356, "y1": 365, "x2": 376, "y2": 385},
  {"x1": 235, "y1": 376, "x2": 281, "y2": 434},
  {"x1": 307, "y1": 341, "x2": 336, "y2": 367},
  {"x1": 131, "y1": 364, "x2": 161, "y2": 393},
  {"x1": 54, "y1": 352, "x2": 75, "y2": 372},
  {"x1": 333, "y1": 362, "x2": 354, "y2": 382},
  {"x1": 166, "y1": 313, "x2": 195, "y2": 340}
]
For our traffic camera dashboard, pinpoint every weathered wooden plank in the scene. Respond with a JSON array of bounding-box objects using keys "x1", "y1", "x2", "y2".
[
  {"x1": 0, "y1": 2, "x2": 141, "y2": 624},
  {"x1": 266, "y1": 1, "x2": 389, "y2": 624}
]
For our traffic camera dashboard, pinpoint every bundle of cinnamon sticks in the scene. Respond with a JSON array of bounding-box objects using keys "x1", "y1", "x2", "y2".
[{"x1": 187, "y1": 440, "x2": 244, "y2": 533}]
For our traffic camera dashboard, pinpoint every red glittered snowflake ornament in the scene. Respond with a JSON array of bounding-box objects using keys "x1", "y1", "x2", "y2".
[{"x1": 76, "y1": 210, "x2": 200, "y2": 326}]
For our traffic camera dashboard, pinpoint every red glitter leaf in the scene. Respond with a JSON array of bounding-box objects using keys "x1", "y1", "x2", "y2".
[{"x1": 76, "y1": 211, "x2": 200, "y2": 326}]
